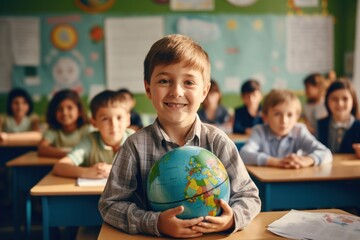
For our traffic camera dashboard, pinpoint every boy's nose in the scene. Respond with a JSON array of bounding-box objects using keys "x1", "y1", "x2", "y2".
[{"x1": 170, "y1": 84, "x2": 184, "y2": 97}]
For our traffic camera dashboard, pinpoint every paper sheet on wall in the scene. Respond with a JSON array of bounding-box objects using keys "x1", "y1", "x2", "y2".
[
  {"x1": 170, "y1": 0, "x2": 214, "y2": 11},
  {"x1": 10, "y1": 17, "x2": 40, "y2": 66},
  {"x1": 105, "y1": 17, "x2": 164, "y2": 93},
  {"x1": 0, "y1": 18, "x2": 12, "y2": 92},
  {"x1": 286, "y1": 16, "x2": 333, "y2": 73}
]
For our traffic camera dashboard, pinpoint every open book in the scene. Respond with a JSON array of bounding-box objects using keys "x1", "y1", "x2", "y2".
[
  {"x1": 268, "y1": 209, "x2": 360, "y2": 240},
  {"x1": 76, "y1": 177, "x2": 107, "y2": 187}
]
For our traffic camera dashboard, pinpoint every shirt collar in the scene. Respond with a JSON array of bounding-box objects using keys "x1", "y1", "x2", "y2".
[
  {"x1": 97, "y1": 132, "x2": 113, "y2": 151},
  {"x1": 264, "y1": 124, "x2": 295, "y2": 141},
  {"x1": 330, "y1": 115, "x2": 355, "y2": 130}
]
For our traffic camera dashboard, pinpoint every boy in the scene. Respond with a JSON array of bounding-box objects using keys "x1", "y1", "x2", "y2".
[
  {"x1": 240, "y1": 89, "x2": 332, "y2": 168},
  {"x1": 233, "y1": 79, "x2": 263, "y2": 134},
  {"x1": 99, "y1": 34, "x2": 261, "y2": 238},
  {"x1": 52, "y1": 90, "x2": 134, "y2": 178},
  {"x1": 117, "y1": 88, "x2": 143, "y2": 131},
  {"x1": 303, "y1": 73, "x2": 328, "y2": 135}
]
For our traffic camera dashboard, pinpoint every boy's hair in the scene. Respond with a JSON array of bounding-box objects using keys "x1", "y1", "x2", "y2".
[
  {"x1": 325, "y1": 78, "x2": 359, "y2": 119},
  {"x1": 303, "y1": 73, "x2": 323, "y2": 86},
  {"x1": 118, "y1": 88, "x2": 134, "y2": 98},
  {"x1": 46, "y1": 89, "x2": 88, "y2": 130},
  {"x1": 143, "y1": 34, "x2": 211, "y2": 84},
  {"x1": 262, "y1": 89, "x2": 302, "y2": 115},
  {"x1": 6, "y1": 88, "x2": 34, "y2": 116},
  {"x1": 241, "y1": 79, "x2": 261, "y2": 94},
  {"x1": 90, "y1": 90, "x2": 128, "y2": 118}
]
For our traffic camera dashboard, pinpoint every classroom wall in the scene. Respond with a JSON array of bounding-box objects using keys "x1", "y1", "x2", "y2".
[{"x1": 0, "y1": 0, "x2": 357, "y2": 115}]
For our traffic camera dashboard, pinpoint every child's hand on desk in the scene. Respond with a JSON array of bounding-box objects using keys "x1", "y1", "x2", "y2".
[
  {"x1": 157, "y1": 206, "x2": 204, "y2": 238},
  {"x1": 282, "y1": 154, "x2": 314, "y2": 169},
  {"x1": 192, "y1": 199, "x2": 234, "y2": 233},
  {"x1": 86, "y1": 163, "x2": 111, "y2": 179},
  {"x1": 353, "y1": 143, "x2": 360, "y2": 158},
  {"x1": 0, "y1": 132, "x2": 8, "y2": 141}
]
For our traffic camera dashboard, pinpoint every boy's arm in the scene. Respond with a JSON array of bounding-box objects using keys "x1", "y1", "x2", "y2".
[
  {"x1": 216, "y1": 138, "x2": 261, "y2": 232},
  {"x1": 37, "y1": 138, "x2": 69, "y2": 158},
  {"x1": 296, "y1": 123, "x2": 333, "y2": 165},
  {"x1": 53, "y1": 157, "x2": 109, "y2": 178},
  {"x1": 98, "y1": 142, "x2": 161, "y2": 236},
  {"x1": 239, "y1": 126, "x2": 271, "y2": 166}
]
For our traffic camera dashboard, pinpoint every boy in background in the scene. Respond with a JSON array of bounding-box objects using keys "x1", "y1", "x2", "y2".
[
  {"x1": 233, "y1": 79, "x2": 263, "y2": 135},
  {"x1": 240, "y1": 89, "x2": 332, "y2": 168},
  {"x1": 118, "y1": 88, "x2": 143, "y2": 131},
  {"x1": 303, "y1": 73, "x2": 328, "y2": 135},
  {"x1": 53, "y1": 90, "x2": 134, "y2": 178},
  {"x1": 99, "y1": 34, "x2": 260, "y2": 238}
]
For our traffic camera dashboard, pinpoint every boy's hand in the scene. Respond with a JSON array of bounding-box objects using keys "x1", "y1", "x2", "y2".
[
  {"x1": 282, "y1": 154, "x2": 315, "y2": 168},
  {"x1": 84, "y1": 163, "x2": 111, "y2": 179},
  {"x1": 192, "y1": 199, "x2": 234, "y2": 233},
  {"x1": 158, "y1": 206, "x2": 204, "y2": 238},
  {"x1": 0, "y1": 132, "x2": 8, "y2": 141},
  {"x1": 353, "y1": 143, "x2": 360, "y2": 158}
]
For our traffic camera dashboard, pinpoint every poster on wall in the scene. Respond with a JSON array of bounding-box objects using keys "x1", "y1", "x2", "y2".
[
  {"x1": 105, "y1": 17, "x2": 164, "y2": 93},
  {"x1": 170, "y1": 0, "x2": 214, "y2": 11}
]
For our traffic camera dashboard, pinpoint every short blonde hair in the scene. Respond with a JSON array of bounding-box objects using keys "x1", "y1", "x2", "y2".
[
  {"x1": 143, "y1": 34, "x2": 211, "y2": 84},
  {"x1": 262, "y1": 89, "x2": 302, "y2": 116}
]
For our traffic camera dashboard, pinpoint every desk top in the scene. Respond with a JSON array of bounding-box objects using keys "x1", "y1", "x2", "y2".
[
  {"x1": 97, "y1": 209, "x2": 350, "y2": 240},
  {"x1": 0, "y1": 138, "x2": 40, "y2": 147},
  {"x1": 227, "y1": 133, "x2": 248, "y2": 143},
  {"x1": 30, "y1": 172, "x2": 104, "y2": 196},
  {"x1": 246, "y1": 154, "x2": 360, "y2": 182},
  {"x1": 6, "y1": 151, "x2": 59, "y2": 167}
]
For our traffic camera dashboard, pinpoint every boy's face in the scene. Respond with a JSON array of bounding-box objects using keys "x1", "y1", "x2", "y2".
[
  {"x1": 145, "y1": 63, "x2": 210, "y2": 127},
  {"x1": 242, "y1": 90, "x2": 262, "y2": 109},
  {"x1": 305, "y1": 84, "x2": 321, "y2": 101},
  {"x1": 91, "y1": 103, "x2": 130, "y2": 147},
  {"x1": 263, "y1": 101, "x2": 299, "y2": 137}
]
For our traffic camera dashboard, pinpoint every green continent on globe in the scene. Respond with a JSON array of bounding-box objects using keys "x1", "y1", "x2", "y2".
[
  {"x1": 184, "y1": 150, "x2": 228, "y2": 216},
  {"x1": 148, "y1": 152, "x2": 173, "y2": 186}
]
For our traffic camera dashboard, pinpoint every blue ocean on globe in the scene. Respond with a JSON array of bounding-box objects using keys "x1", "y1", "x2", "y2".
[{"x1": 147, "y1": 146, "x2": 230, "y2": 219}]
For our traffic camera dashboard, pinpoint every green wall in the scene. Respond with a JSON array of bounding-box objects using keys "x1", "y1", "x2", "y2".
[{"x1": 0, "y1": 0, "x2": 356, "y2": 114}]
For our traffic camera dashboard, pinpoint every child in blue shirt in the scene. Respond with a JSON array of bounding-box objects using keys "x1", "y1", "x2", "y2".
[{"x1": 240, "y1": 89, "x2": 332, "y2": 168}]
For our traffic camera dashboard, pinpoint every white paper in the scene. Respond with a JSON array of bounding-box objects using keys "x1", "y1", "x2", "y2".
[
  {"x1": 170, "y1": 0, "x2": 214, "y2": 11},
  {"x1": 286, "y1": 16, "x2": 333, "y2": 73},
  {"x1": 0, "y1": 18, "x2": 12, "y2": 92},
  {"x1": 10, "y1": 17, "x2": 40, "y2": 66},
  {"x1": 76, "y1": 177, "x2": 107, "y2": 187},
  {"x1": 268, "y1": 210, "x2": 360, "y2": 240},
  {"x1": 105, "y1": 17, "x2": 164, "y2": 93}
]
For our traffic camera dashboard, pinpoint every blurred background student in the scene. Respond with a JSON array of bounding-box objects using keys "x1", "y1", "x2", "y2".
[
  {"x1": 317, "y1": 78, "x2": 360, "y2": 157},
  {"x1": 117, "y1": 88, "x2": 143, "y2": 131},
  {"x1": 233, "y1": 79, "x2": 263, "y2": 135},
  {"x1": 197, "y1": 79, "x2": 232, "y2": 132},
  {"x1": 0, "y1": 88, "x2": 41, "y2": 141},
  {"x1": 38, "y1": 89, "x2": 90, "y2": 158},
  {"x1": 302, "y1": 73, "x2": 328, "y2": 135}
]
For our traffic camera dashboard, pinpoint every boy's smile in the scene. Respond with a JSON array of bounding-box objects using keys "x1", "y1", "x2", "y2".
[{"x1": 145, "y1": 63, "x2": 210, "y2": 128}]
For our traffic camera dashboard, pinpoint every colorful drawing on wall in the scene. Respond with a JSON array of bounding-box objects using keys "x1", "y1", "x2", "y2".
[
  {"x1": 52, "y1": 56, "x2": 84, "y2": 94},
  {"x1": 75, "y1": 0, "x2": 115, "y2": 13},
  {"x1": 89, "y1": 25, "x2": 104, "y2": 43},
  {"x1": 51, "y1": 24, "x2": 78, "y2": 51}
]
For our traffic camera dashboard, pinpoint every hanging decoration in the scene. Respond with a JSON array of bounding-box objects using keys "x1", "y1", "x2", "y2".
[{"x1": 75, "y1": 0, "x2": 115, "y2": 13}]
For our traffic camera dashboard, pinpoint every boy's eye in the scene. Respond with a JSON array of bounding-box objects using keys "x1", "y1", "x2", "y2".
[
  {"x1": 159, "y1": 79, "x2": 170, "y2": 84},
  {"x1": 184, "y1": 80, "x2": 195, "y2": 86}
]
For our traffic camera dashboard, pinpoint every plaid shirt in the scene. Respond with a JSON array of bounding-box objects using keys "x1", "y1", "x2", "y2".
[{"x1": 99, "y1": 116, "x2": 261, "y2": 236}]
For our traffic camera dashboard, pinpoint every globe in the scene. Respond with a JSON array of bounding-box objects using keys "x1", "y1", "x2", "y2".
[{"x1": 147, "y1": 146, "x2": 230, "y2": 219}]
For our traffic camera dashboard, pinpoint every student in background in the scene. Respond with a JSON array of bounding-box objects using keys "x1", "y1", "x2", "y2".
[
  {"x1": 302, "y1": 73, "x2": 328, "y2": 135},
  {"x1": 197, "y1": 79, "x2": 232, "y2": 132},
  {"x1": 233, "y1": 79, "x2": 263, "y2": 135},
  {"x1": 317, "y1": 78, "x2": 360, "y2": 157},
  {"x1": 99, "y1": 34, "x2": 260, "y2": 238},
  {"x1": 53, "y1": 90, "x2": 134, "y2": 178},
  {"x1": 38, "y1": 89, "x2": 90, "y2": 158},
  {"x1": 0, "y1": 88, "x2": 41, "y2": 141},
  {"x1": 117, "y1": 88, "x2": 143, "y2": 131},
  {"x1": 240, "y1": 89, "x2": 332, "y2": 168}
]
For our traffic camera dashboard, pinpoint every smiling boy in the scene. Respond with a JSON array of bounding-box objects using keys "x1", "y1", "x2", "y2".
[
  {"x1": 240, "y1": 89, "x2": 332, "y2": 168},
  {"x1": 99, "y1": 34, "x2": 260, "y2": 238}
]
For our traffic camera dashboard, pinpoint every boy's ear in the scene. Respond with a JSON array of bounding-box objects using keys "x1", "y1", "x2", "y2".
[
  {"x1": 262, "y1": 113, "x2": 268, "y2": 123},
  {"x1": 144, "y1": 80, "x2": 151, "y2": 99},
  {"x1": 90, "y1": 117, "x2": 97, "y2": 128},
  {"x1": 201, "y1": 81, "x2": 211, "y2": 102}
]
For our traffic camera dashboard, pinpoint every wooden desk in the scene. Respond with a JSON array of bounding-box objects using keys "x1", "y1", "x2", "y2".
[
  {"x1": 227, "y1": 133, "x2": 248, "y2": 150},
  {"x1": 0, "y1": 138, "x2": 40, "y2": 167},
  {"x1": 6, "y1": 151, "x2": 59, "y2": 240},
  {"x1": 98, "y1": 209, "x2": 351, "y2": 240},
  {"x1": 30, "y1": 173, "x2": 104, "y2": 240},
  {"x1": 246, "y1": 154, "x2": 360, "y2": 211}
]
